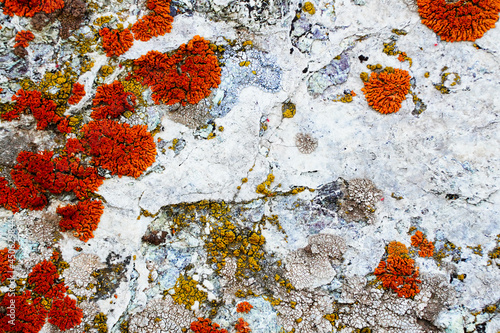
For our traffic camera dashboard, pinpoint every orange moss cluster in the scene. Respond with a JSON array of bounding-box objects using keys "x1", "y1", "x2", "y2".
[
  {"x1": 0, "y1": 0, "x2": 64, "y2": 17},
  {"x1": 2, "y1": 89, "x2": 71, "y2": 133},
  {"x1": 361, "y1": 68, "x2": 411, "y2": 114},
  {"x1": 14, "y1": 30, "x2": 34, "y2": 48},
  {"x1": 417, "y1": 0, "x2": 500, "y2": 42},
  {"x1": 91, "y1": 80, "x2": 136, "y2": 119},
  {"x1": 0, "y1": 259, "x2": 83, "y2": 332},
  {"x1": 190, "y1": 317, "x2": 228, "y2": 333},
  {"x1": 99, "y1": 27, "x2": 134, "y2": 57},
  {"x1": 131, "y1": 0, "x2": 173, "y2": 41},
  {"x1": 0, "y1": 150, "x2": 103, "y2": 212},
  {"x1": 80, "y1": 119, "x2": 156, "y2": 178},
  {"x1": 57, "y1": 199, "x2": 104, "y2": 242},
  {"x1": 236, "y1": 301, "x2": 253, "y2": 313},
  {"x1": 132, "y1": 35, "x2": 221, "y2": 105},
  {"x1": 374, "y1": 241, "x2": 421, "y2": 298},
  {"x1": 235, "y1": 318, "x2": 251, "y2": 333},
  {"x1": 68, "y1": 82, "x2": 85, "y2": 105},
  {"x1": 411, "y1": 230, "x2": 435, "y2": 257}
]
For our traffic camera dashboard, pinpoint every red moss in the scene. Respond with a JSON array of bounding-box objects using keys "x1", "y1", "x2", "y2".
[
  {"x1": 0, "y1": 0, "x2": 64, "y2": 17},
  {"x1": 133, "y1": 35, "x2": 221, "y2": 105},
  {"x1": 99, "y1": 27, "x2": 134, "y2": 57},
  {"x1": 361, "y1": 68, "x2": 411, "y2": 114},
  {"x1": 236, "y1": 301, "x2": 253, "y2": 313},
  {"x1": 91, "y1": 81, "x2": 136, "y2": 119},
  {"x1": 374, "y1": 241, "x2": 421, "y2": 298},
  {"x1": 417, "y1": 0, "x2": 500, "y2": 42},
  {"x1": 190, "y1": 317, "x2": 228, "y2": 333},
  {"x1": 80, "y1": 119, "x2": 156, "y2": 178},
  {"x1": 48, "y1": 295, "x2": 83, "y2": 330},
  {"x1": 57, "y1": 199, "x2": 104, "y2": 242},
  {"x1": 68, "y1": 82, "x2": 85, "y2": 105},
  {"x1": 131, "y1": 0, "x2": 173, "y2": 41},
  {"x1": 0, "y1": 291, "x2": 48, "y2": 333},
  {"x1": 2, "y1": 89, "x2": 71, "y2": 133},
  {"x1": 14, "y1": 30, "x2": 35, "y2": 48},
  {"x1": 235, "y1": 318, "x2": 251, "y2": 333}
]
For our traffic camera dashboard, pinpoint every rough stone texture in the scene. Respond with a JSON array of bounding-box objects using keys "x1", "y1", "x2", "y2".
[{"x1": 1, "y1": 0, "x2": 499, "y2": 332}]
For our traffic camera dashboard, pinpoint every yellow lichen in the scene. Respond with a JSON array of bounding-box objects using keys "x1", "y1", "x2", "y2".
[
  {"x1": 169, "y1": 274, "x2": 208, "y2": 310},
  {"x1": 303, "y1": 1, "x2": 316, "y2": 14}
]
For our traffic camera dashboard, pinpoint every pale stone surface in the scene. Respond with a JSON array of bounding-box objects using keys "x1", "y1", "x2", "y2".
[{"x1": 0, "y1": 0, "x2": 499, "y2": 332}]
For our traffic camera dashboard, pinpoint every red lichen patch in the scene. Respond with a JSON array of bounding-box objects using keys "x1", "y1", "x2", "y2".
[
  {"x1": 0, "y1": 150, "x2": 103, "y2": 212},
  {"x1": 68, "y1": 82, "x2": 85, "y2": 105},
  {"x1": 57, "y1": 199, "x2": 104, "y2": 242},
  {"x1": 91, "y1": 81, "x2": 136, "y2": 119},
  {"x1": 190, "y1": 317, "x2": 228, "y2": 333},
  {"x1": 236, "y1": 301, "x2": 253, "y2": 314},
  {"x1": 235, "y1": 318, "x2": 251, "y2": 333},
  {"x1": 131, "y1": 0, "x2": 173, "y2": 42},
  {"x1": 48, "y1": 295, "x2": 83, "y2": 330},
  {"x1": 0, "y1": 177, "x2": 18, "y2": 213},
  {"x1": 374, "y1": 241, "x2": 421, "y2": 298},
  {"x1": 2, "y1": 89, "x2": 71, "y2": 133},
  {"x1": 0, "y1": 0, "x2": 64, "y2": 17},
  {"x1": 0, "y1": 245, "x2": 17, "y2": 282},
  {"x1": 361, "y1": 68, "x2": 411, "y2": 114},
  {"x1": 411, "y1": 230, "x2": 435, "y2": 257},
  {"x1": 14, "y1": 30, "x2": 35, "y2": 48},
  {"x1": 132, "y1": 35, "x2": 221, "y2": 105},
  {"x1": 80, "y1": 119, "x2": 156, "y2": 178},
  {"x1": 417, "y1": 0, "x2": 500, "y2": 42},
  {"x1": 99, "y1": 27, "x2": 134, "y2": 57},
  {"x1": 0, "y1": 291, "x2": 48, "y2": 333},
  {"x1": 27, "y1": 259, "x2": 65, "y2": 298}
]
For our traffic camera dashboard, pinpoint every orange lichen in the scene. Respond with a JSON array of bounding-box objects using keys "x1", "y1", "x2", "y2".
[
  {"x1": 68, "y1": 82, "x2": 85, "y2": 105},
  {"x1": 132, "y1": 35, "x2": 221, "y2": 105},
  {"x1": 411, "y1": 230, "x2": 434, "y2": 257},
  {"x1": 236, "y1": 301, "x2": 253, "y2": 313},
  {"x1": 0, "y1": 0, "x2": 64, "y2": 17},
  {"x1": 2, "y1": 89, "x2": 71, "y2": 133},
  {"x1": 374, "y1": 241, "x2": 421, "y2": 298},
  {"x1": 14, "y1": 30, "x2": 35, "y2": 48},
  {"x1": 0, "y1": 291, "x2": 48, "y2": 333},
  {"x1": 0, "y1": 244, "x2": 18, "y2": 282},
  {"x1": 361, "y1": 68, "x2": 411, "y2": 114},
  {"x1": 1, "y1": 258, "x2": 82, "y2": 332},
  {"x1": 131, "y1": 0, "x2": 173, "y2": 41},
  {"x1": 80, "y1": 119, "x2": 156, "y2": 178},
  {"x1": 0, "y1": 150, "x2": 103, "y2": 212},
  {"x1": 99, "y1": 27, "x2": 134, "y2": 57},
  {"x1": 27, "y1": 260, "x2": 65, "y2": 298},
  {"x1": 91, "y1": 80, "x2": 136, "y2": 119},
  {"x1": 48, "y1": 295, "x2": 83, "y2": 330},
  {"x1": 234, "y1": 318, "x2": 251, "y2": 333},
  {"x1": 57, "y1": 199, "x2": 104, "y2": 242},
  {"x1": 190, "y1": 318, "x2": 228, "y2": 333},
  {"x1": 417, "y1": 0, "x2": 500, "y2": 42}
]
